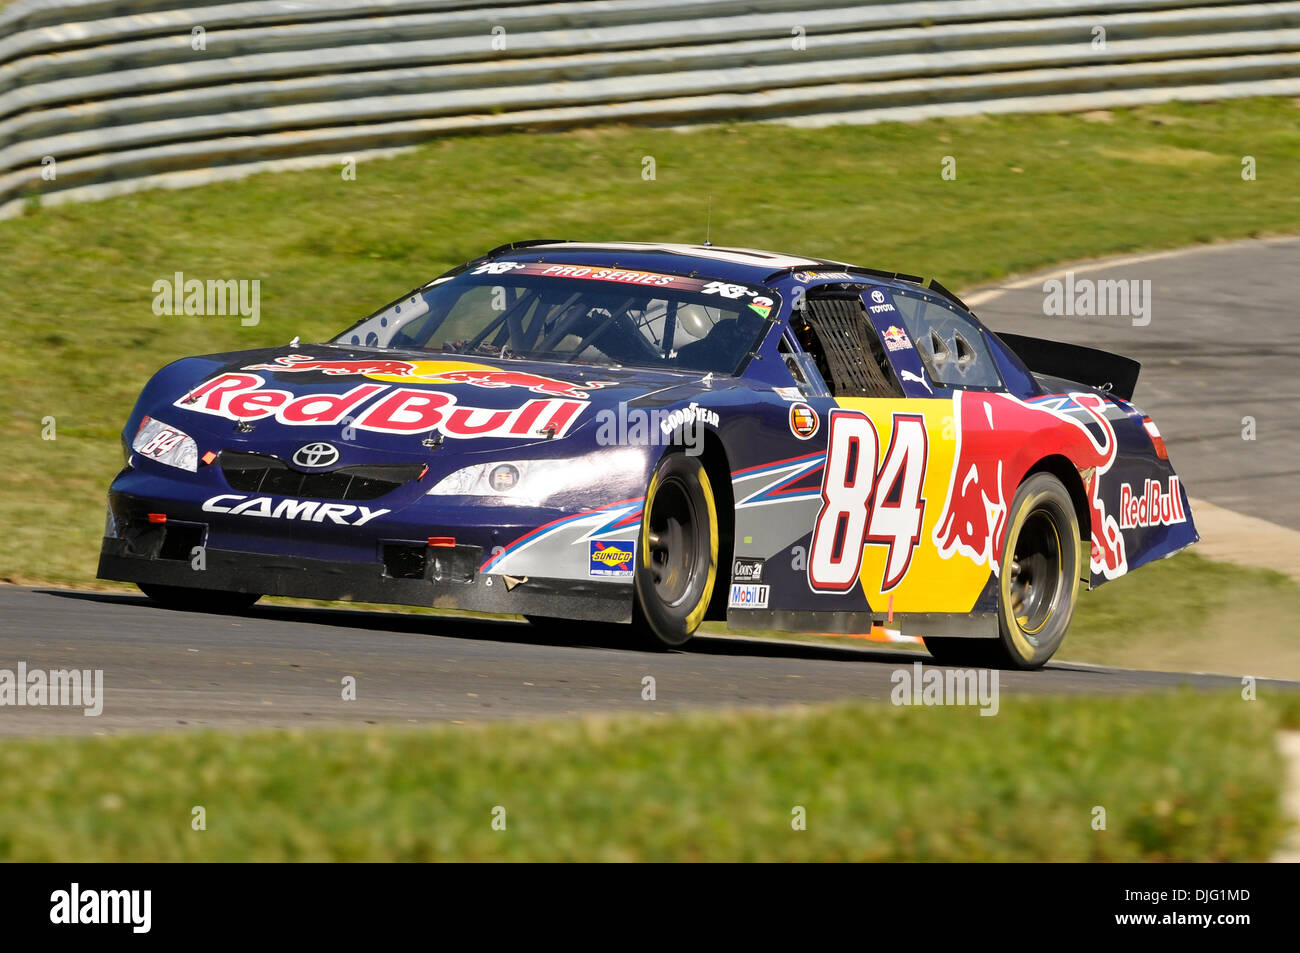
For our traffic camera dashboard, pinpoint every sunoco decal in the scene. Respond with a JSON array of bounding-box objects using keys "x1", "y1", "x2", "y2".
[{"x1": 589, "y1": 540, "x2": 635, "y2": 577}]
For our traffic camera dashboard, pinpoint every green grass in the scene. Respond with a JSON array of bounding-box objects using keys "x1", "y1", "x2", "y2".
[
  {"x1": 2, "y1": 97, "x2": 1299, "y2": 586},
  {"x1": 1063, "y1": 552, "x2": 1300, "y2": 678},
  {"x1": 697, "y1": 550, "x2": 1300, "y2": 678},
  {"x1": 0, "y1": 691, "x2": 1288, "y2": 861}
]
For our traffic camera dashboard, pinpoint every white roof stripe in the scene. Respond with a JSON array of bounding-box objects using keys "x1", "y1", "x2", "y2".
[{"x1": 534, "y1": 241, "x2": 821, "y2": 269}]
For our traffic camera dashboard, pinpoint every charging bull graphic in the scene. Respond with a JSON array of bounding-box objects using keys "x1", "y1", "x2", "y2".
[
  {"x1": 430, "y1": 369, "x2": 611, "y2": 400},
  {"x1": 243, "y1": 355, "x2": 609, "y2": 399},
  {"x1": 245, "y1": 355, "x2": 418, "y2": 376},
  {"x1": 932, "y1": 391, "x2": 1127, "y2": 581}
]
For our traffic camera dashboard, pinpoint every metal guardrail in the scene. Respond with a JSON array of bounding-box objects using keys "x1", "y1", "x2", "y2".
[{"x1": 2, "y1": 0, "x2": 1298, "y2": 217}]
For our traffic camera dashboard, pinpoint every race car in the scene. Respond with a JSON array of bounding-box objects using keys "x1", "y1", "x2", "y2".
[{"x1": 98, "y1": 240, "x2": 1197, "y2": 668}]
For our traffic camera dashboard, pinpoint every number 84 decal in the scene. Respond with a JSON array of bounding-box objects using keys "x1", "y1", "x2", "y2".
[{"x1": 809, "y1": 410, "x2": 928, "y2": 593}]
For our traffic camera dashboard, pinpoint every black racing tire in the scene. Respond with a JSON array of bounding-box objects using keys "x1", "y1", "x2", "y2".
[
  {"x1": 138, "y1": 583, "x2": 262, "y2": 613},
  {"x1": 632, "y1": 453, "x2": 719, "y2": 649},
  {"x1": 926, "y1": 472, "x2": 1080, "y2": 670}
]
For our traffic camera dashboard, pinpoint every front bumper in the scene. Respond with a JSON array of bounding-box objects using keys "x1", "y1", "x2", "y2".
[
  {"x1": 98, "y1": 537, "x2": 631, "y2": 621},
  {"x1": 97, "y1": 473, "x2": 635, "y2": 621}
]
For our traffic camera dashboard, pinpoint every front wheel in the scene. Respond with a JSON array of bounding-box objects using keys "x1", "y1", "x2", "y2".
[
  {"x1": 927, "y1": 472, "x2": 1080, "y2": 670},
  {"x1": 138, "y1": 583, "x2": 261, "y2": 613},
  {"x1": 632, "y1": 453, "x2": 719, "y2": 649}
]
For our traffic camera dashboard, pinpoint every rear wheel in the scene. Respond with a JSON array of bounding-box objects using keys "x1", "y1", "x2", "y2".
[
  {"x1": 138, "y1": 583, "x2": 261, "y2": 613},
  {"x1": 926, "y1": 472, "x2": 1080, "y2": 670},
  {"x1": 632, "y1": 453, "x2": 719, "y2": 649}
]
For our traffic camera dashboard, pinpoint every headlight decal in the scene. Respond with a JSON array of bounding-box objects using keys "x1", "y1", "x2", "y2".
[
  {"x1": 131, "y1": 416, "x2": 199, "y2": 472},
  {"x1": 427, "y1": 448, "x2": 644, "y2": 502}
]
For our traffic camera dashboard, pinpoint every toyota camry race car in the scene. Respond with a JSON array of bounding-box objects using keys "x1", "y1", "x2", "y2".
[{"x1": 99, "y1": 241, "x2": 1197, "y2": 668}]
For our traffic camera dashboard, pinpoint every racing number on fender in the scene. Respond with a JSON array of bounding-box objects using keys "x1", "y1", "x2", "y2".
[
  {"x1": 809, "y1": 411, "x2": 927, "y2": 593},
  {"x1": 140, "y1": 429, "x2": 185, "y2": 457}
]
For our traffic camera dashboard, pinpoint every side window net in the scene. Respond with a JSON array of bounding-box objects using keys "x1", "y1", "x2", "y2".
[{"x1": 796, "y1": 296, "x2": 901, "y2": 398}]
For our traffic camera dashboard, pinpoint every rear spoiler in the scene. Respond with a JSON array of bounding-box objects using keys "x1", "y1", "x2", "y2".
[{"x1": 994, "y1": 332, "x2": 1140, "y2": 401}]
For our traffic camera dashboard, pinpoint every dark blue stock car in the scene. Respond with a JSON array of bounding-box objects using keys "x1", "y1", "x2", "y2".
[{"x1": 100, "y1": 241, "x2": 1196, "y2": 668}]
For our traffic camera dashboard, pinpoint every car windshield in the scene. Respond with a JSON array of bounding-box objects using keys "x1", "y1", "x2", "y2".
[{"x1": 332, "y1": 262, "x2": 779, "y2": 375}]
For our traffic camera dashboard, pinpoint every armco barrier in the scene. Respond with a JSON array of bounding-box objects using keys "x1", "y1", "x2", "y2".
[{"x1": 2, "y1": 0, "x2": 1298, "y2": 217}]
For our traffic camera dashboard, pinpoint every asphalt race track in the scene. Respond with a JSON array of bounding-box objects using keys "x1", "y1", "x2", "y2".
[
  {"x1": 0, "y1": 586, "x2": 1289, "y2": 736},
  {"x1": 970, "y1": 235, "x2": 1300, "y2": 529},
  {"x1": 3, "y1": 238, "x2": 1298, "y2": 736}
]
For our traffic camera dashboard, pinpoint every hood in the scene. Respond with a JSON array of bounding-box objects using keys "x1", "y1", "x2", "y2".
[{"x1": 134, "y1": 344, "x2": 713, "y2": 467}]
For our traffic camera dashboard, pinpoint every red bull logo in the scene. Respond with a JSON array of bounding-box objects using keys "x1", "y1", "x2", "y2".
[
  {"x1": 932, "y1": 392, "x2": 1127, "y2": 581},
  {"x1": 882, "y1": 326, "x2": 911, "y2": 352},
  {"x1": 176, "y1": 373, "x2": 587, "y2": 440},
  {"x1": 245, "y1": 354, "x2": 418, "y2": 376},
  {"x1": 1119, "y1": 477, "x2": 1187, "y2": 529}
]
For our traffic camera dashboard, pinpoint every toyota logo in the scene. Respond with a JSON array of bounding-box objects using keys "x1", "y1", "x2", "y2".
[
  {"x1": 293, "y1": 442, "x2": 340, "y2": 469},
  {"x1": 871, "y1": 290, "x2": 885, "y2": 304}
]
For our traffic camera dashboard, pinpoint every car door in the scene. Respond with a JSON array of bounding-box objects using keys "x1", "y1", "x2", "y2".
[{"x1": 802, "y1": 286, "x2": 999, "y2": 616}]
